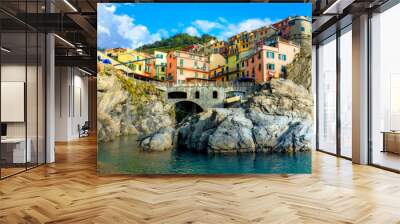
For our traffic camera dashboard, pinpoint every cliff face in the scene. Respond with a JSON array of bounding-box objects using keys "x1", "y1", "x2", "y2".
[
  {"x1": 97, "y1": 66, "x2": 174, "y2": 142},
  {"x1": 286, "y1": 46, "x2": 312, "y2": 92},
  {"x1": 177, "y1": 79, "x2": 314, "y2": 153}
]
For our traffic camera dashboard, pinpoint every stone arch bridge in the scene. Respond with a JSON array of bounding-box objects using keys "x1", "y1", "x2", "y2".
[{"x1": 154, "y1": 83, "x2": 257, "y2": 110}]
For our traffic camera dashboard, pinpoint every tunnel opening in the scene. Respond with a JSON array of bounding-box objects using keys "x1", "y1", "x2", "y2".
[{"x1": 174, "y1": 101, "x2": 204, "y2": 123}]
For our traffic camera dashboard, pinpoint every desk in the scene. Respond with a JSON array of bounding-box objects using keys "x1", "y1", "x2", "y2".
[
  {"x1": 1, "y1": 138, "x2": 31, "y2": 163},
  {"x1": 382, "y1": 131, "x2": 400, "y2": 154}
]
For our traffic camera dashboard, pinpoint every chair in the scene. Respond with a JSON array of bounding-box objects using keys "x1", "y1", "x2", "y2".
[{"x1": 78, "y1": 121, "x2": 90, "y2": 138}]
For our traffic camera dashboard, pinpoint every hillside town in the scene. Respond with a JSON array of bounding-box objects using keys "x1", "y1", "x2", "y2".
[{"x1": 98, "y1": 16, "x2": 311, "y2": 84}]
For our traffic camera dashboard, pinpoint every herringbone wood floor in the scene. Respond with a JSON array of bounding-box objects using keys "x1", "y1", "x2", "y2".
[{"x1": 1, "y1": 136, "x2": 400, "y2": 224}]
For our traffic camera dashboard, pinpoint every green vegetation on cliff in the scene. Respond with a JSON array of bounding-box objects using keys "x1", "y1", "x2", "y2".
[
  {"x1": 99, "y1": 65, "x2": 159, "y2": 105},
  {"x1": 136, "y1": 33, "x2": 216, "y2": 54}
]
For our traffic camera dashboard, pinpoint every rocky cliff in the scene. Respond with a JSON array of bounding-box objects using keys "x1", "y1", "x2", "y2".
[
  {"x1": 97, "y1": 65, "x2": 174, "y2": 143},
  {"x1": 176, "y1": 79, "x2": 314, "y2": 153}
]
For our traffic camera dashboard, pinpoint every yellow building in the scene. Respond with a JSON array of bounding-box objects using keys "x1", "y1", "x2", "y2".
[
  {"x1": 220, "y1": 50, "x2": 254, "y2": 82},
  {"x1": 209, "y1": 53, "x2": 226, "y2": 70},
  {"x1": 209, "y1": 65, "x2": 225, "y2": 81},
  {"x1": 104, "y1": 48, "x2": 127, "y2": 58},
  {"x1": 117, "y1": 50, "x2": 147, "y2": 77}
]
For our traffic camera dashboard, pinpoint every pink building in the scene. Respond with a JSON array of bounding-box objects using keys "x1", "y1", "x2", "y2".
[
  {"x1": 241, "y1": 40, "x2": 300, "y2": 83},
  {"x1": 166, "y1": 51, "x2": 210, "y2": 84}
]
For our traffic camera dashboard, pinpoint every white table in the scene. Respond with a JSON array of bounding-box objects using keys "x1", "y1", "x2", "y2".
[{"x1": 1, "y1": 138, "x2": 31, "y2": 163}]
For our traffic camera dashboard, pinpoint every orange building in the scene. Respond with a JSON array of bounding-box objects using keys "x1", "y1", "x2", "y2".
[
  {"x1": 241, "y1": 39, "x2": 300, "y2": 83},
  {"x1": 166, "y1": 51, "x2": 210, "y2": 84}
]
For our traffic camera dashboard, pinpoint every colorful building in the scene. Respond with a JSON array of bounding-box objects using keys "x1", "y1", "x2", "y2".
[
  {"x1": 209, "y1": 65, "x2": 225, "y2": 81},
  {"x1": 214, "y1": 50, "x2": 255, "y2": 82},
  {"x1": 241, "y1": 39, "x2": 300, "y2": 83},
  {"x1": 104, "y1": 48, "x2": 127, "y2": 58},
  {"x1": 166, "y1": 51, "x2": 209, "y2": 84},
  {"x1": 228, "y1": 31, "x2": 252, "y2": 55},
  {"x1": 116, "y1": 50, "x2": 151, "y2": 79},
  {"x1": 153, "y1": 51, "x2": 167, "y2": 81},
  {"x1": 206, "y1": 40, "x2": 228, "y2": 56},
  {"x1": 209, "y1": 53, "x2": 226, "y2": 70}
]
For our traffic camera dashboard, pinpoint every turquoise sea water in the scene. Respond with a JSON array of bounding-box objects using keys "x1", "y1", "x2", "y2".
[{"x1": 98, "y1": 135, "x2": 311, "y2": 174}]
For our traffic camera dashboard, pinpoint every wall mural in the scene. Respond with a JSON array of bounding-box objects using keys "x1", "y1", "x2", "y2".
[{"x1": 97, "y1": 3, "x2": 313, "y2": 174}]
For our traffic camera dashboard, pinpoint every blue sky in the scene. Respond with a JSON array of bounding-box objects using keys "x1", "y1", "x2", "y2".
[{"x1": 98, "y1": 3, "x2": 311, "y2": 49}]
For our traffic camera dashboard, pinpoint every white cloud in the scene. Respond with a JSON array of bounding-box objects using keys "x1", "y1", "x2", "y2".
[
  {"x1": 103, "y1": 4, "x2": 116, "y2": 13},
  {"x1": 97, "y1": 3, "x2": 165, "y2": 49},
  {"x1": 98, "y1": 24, "x2": 110, "y2": 36},
  {"x1": 192, "y1": 20, "x2": 223, "y2": 32},
  {"x1": 184, "y1": 26, "x2": 200, "y2": 37}
]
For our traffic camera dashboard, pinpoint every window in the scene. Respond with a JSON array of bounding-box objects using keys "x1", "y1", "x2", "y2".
[
  {"x1": 288, "y1": 20, "x2": 295, "y2": 26},
  {"x1": 242, "y1": 71, "x2": 245, "y2": 77},
  {"x1": 242, "y1": 61, "x2": 245, "y2": 67},
  {"x1": 194, "y1": 61, "x2": 198, "y2": 67},
  {"x1": 180, "y1": 69, "x2": 183, "y2": 75},
  {"x1": 267, "y1": 63, "x2": 275, "y2": 70},
  {"x1": 195, "y1": 72, "x2": 198, "y2": 78},
  {"x1": 258, "y1": 64, "x2": 262, "y2": 71},
  {"x1": 169, "y1": 63, "x2": 172, "y2": 68},
  {"x1": 267, "y1": 51, "x2": 275, "y2": 58},
  {"x1": 339, "y1": 27, "x2": 352, "y2": 158},
  {"x1": 300, "y1": 26, "x2": 305, "y2": 32},
  {"x1": 252, "y1": 67, "x2": 255, "y2": 75},
  {"x1": 213, "y1": 91, "x2": 218, "y2": 99},
  {"x1": 236, "y1": 54, "x2": 239, "y2": 60},
  {"x1": 370, "y1": 5, "x2": 400, "y2": 170},
  {"x1": 258, "y1": 52, "x2": 261, "y2": 59},
  {"x1": 180, "y1": 59, "x2": 184, "y2": 66},
  {"x1": 139, "y1": 65, "x2": 142, "y2": 71},
  {"x1": 236, "y1": 63, "x2": 239, "y2": 70},
  {"x1": 195, "y1": 91, "x2": 200, "y2": 99},
  {"x1": 251, "y1": 57, "x2": 254, "y2": 63},
  {"x1": 161, "y1": 67, "x2": 165, "y2": 72},
  {"x1": 279, "y1": 54, "x2": 287, "y2": 61},
  {"x1": 318, "y1": 35, "x2": 337, "y2": 154}
]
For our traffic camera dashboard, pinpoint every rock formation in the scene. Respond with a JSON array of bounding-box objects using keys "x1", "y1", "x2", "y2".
[
  {"x1": 177, "y1": 79, "x2": 314, "y2": 153},
  {"x1": 139, "y1": 127, "x2": 175, "y2": 151},
  {"x1": 97, "y1": 65, "x2": 174, "y2": 143}
]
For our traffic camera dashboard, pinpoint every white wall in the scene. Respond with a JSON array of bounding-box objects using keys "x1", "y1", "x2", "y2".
[{"x1": 55, "y1": 67, "x2": 89, "y2": 141}]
